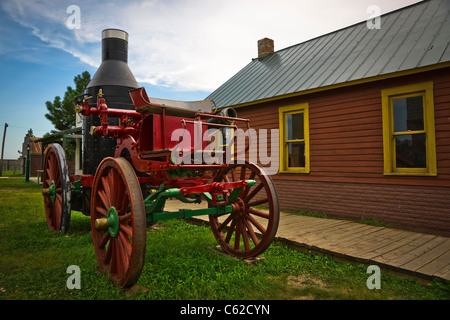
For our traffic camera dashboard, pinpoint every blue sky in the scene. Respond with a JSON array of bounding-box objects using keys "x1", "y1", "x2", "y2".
[{"x1": 0, "y1": 0, "x2": 420, "y2": 159}]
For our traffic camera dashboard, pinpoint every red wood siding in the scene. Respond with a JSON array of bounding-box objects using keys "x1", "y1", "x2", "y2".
[
  {"x1": 233, "y1": 67, "x2": 450, "y2": 236},
  {"x1": 236, "y1": 67, "x2": 450, "y2": 187}
]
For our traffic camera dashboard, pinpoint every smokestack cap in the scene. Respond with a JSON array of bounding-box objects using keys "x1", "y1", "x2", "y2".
[
  {"x1": 101, "y1": 29, "x2": 129, "y2": 62},
  {"x1": 102, "y1": 29, "x2": 129, "y2": 41}
]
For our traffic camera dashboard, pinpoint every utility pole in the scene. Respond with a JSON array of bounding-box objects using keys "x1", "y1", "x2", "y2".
[
  {"x1": 25, "y1": 144, "x2": 30, "y2": 182},
  {"x1": 0, "y1": 123, "x2": 8, "y2": 177}
]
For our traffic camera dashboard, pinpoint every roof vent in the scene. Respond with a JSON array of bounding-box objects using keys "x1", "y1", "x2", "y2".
[{"x1": 258, "y1": 38, "x2": 274, "y2": 59}]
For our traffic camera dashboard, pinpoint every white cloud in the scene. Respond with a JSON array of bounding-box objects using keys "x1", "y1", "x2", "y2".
[{"x1": 1, "y1": 0, "x2": 422, "y2": 92}]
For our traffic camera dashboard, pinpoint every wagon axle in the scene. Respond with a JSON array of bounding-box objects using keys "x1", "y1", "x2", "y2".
[
  {"x1": 93, "y1": 179, "x2": 256, "y2": 232},
  {"x1": 142, "y1": 179, "x2": 256, "y2": 223},
  {"x1": 94, "y1": 207, "x2": 119, "y2": 238}
]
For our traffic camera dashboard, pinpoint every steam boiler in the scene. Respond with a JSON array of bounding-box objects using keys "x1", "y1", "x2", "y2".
[{"x1": 83, "y1": 29, "x2": 139, "y2": 175}]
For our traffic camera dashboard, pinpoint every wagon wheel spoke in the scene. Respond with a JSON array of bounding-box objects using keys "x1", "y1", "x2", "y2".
[
  {"x1": 217, "y1": 214, "x2": 234, "y2": 233},
  {"x1": 234, "y1": 220, "x2": 241, "y2": 250},
  {"x1": 224, "y1": 219, "x2": 237, "y2": 244},
  {"x1": 120, "y1": 224, "x2": 133, "y2": 237},
  {"x1": 247, "y1": 197, "x2": 269, "y2": 207},
  {"x1": 231, "y1": 167, "x2": 237, "y2": 182},
  {"x1": 114, "y1": 232, "x2": 131, "y2": 278},
  {"x1": 51, "y1": 198, "x2": 62, "y2": 230},
  {"x1": 100, "y1": 232, "x2": 111, "y2": 249},
  {"x1": 119, "y1": 196, "x2": 130, "y2": 216},
  {"x1": 46, "y1": 168, "x2": 54, "y2": 182},
  {"x1": 91, "y1": 157, "x2": 146, "y2": 288},
  {"x1": 239, "y1": 165, "x2": 246, "y2": 181},
  {"x1": 96, "y1": 206, "x2": 108, "y2": 217},
  {"x1": 112, "y1": 169, "x2": 124, "y2": 209},
  {"x1": 110, "y1": 241, "x2": 117, "y2": 274},
  {"x1": 243, "y1": 218, "x2": 259, "y2": 246},
  {"x1": 241, "y1": 220, "x2": 251, "y2": 251},
  {"x1": 246, "y1": 207, "x2": 270, "y2": 219},
  {"x1": 101, "y1": 176, "x2": 112, "y2": 206},
  {"x1": 98, "y1": 190, "x2": 110, "y2": 209},
  {"x1": 244, "y1": 181, "x2": 264, "y2": 203},
  {"x1": 119, "y1": 212, "x2": 132, "y2": 222},
  {"x1": 240, "y1": 171, "x2": 256, "y2": 200},
  {"x1": 245, "y1": 213, "x2": 266, "y2": 234},
  {"x1": 209, "y1": 162, "x2": 279, "y2": 258}
]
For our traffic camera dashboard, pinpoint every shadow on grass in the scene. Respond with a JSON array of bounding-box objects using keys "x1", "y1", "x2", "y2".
[{"x1": 67, "y1": 211, "x2": 92, "y2": 236}]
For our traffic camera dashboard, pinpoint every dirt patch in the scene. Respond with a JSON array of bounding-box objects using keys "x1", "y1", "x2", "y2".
[
  {"x1": 288, "y1": 274, "x2": 328, "y2": 288},
  {"x1": 287, "y1": 275, "x2": 330, "y2": 300},
  {"x1": 148, "y1": 222, "x2": 164, "y2": 231}
]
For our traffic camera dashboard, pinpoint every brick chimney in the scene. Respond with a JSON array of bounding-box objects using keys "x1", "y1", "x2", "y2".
[{"x1": 258, "y1": 37, "x2": 274, "y2": 59}]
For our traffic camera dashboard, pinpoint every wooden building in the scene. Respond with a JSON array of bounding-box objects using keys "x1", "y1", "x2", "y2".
[
  {"x1": 207, "y1": 0, "x2": 450, "y2": 236},
  {"x1": 22, "y1": 136, "x2": 43, "y2": 176}
]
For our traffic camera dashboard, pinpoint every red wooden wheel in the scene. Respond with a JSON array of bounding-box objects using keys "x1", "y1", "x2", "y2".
[
  {"x1": 209, "y1": 162, "x2": 280, "y2": 258},
  {"x1": 42, "y1": 143, "x2": 71, "y2": 234},
  {"x1": 91, "y1": 157, "x2": 147, "y2": 288}
]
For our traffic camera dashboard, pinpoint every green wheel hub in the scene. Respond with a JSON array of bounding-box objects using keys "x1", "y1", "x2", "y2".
[
  {"x1": 48, "y1": 180, "x2": 56, "y2": 203},
  {"x1": 107, "y1": 207, "x2": 119, "y2": 238}
]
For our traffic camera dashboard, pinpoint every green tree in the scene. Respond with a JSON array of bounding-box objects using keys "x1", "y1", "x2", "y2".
[
  {"x1": 26, "y1": 128, "x2": 34, "y2": 137},
  {"x1": 45, "y1": 71, "x2": 91, "y2": 132},
  {"x1": 17, "y1": 128, "x2": 35, "y2": 158}
]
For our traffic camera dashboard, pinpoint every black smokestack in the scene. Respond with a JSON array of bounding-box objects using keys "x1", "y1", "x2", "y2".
[
  {"x1": 102, "y1": 29, "x2": 128, "y2": 62},
  {"x1": 83, "y1": 29, "x2": 139, "y2": 175},
  {"x1": 88, "y1": 29, "x2": 138, "y2": 89}
]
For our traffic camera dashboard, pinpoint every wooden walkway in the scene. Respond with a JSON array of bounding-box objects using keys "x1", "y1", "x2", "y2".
[
  {"x1": 271, "y1": 213, "x2": 450, "y2": 282},
  {"x1": 166, "y1": 201, "x2": 450, "y2": 283}
]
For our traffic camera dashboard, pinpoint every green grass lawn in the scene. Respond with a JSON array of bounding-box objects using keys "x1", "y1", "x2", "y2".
[
  {"x1": 0, "y1": 170, "x2": 23, "y2": 177},
  {"x1": 0, "y1": 178, "x2": 449, "y2": 300}
]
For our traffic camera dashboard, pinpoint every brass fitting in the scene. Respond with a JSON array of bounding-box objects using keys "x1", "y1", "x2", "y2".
[{"x1": 95, "y1": 218, "x2": 108, "y2": 230}]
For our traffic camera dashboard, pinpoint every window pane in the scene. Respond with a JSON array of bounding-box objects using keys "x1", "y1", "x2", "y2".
[
  {"x1": 286, "y1": 113, "x2": 304, "y2": 140},
  {"x1": 395, "y1": 134, "x2": 426, "y2": 168},
  {"x1": 287, "y1": 142, "x2": 305, "y2": 168},
  {"x1": 393, "y1": 96, "x2": 424, "y2": 132}
]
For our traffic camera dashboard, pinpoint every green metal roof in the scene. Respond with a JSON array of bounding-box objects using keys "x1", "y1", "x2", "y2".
[{"x1": 207, "y1": 0, "x2": 450, "y2": 108}]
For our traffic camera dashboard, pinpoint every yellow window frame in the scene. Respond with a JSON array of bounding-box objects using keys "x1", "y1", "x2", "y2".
[
  {"x1": 381, "y1": 82, "x2": 437, "y2": 176},
  {"x1": 279, "y1": 104, "x2": 310, "y2": 173}
]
